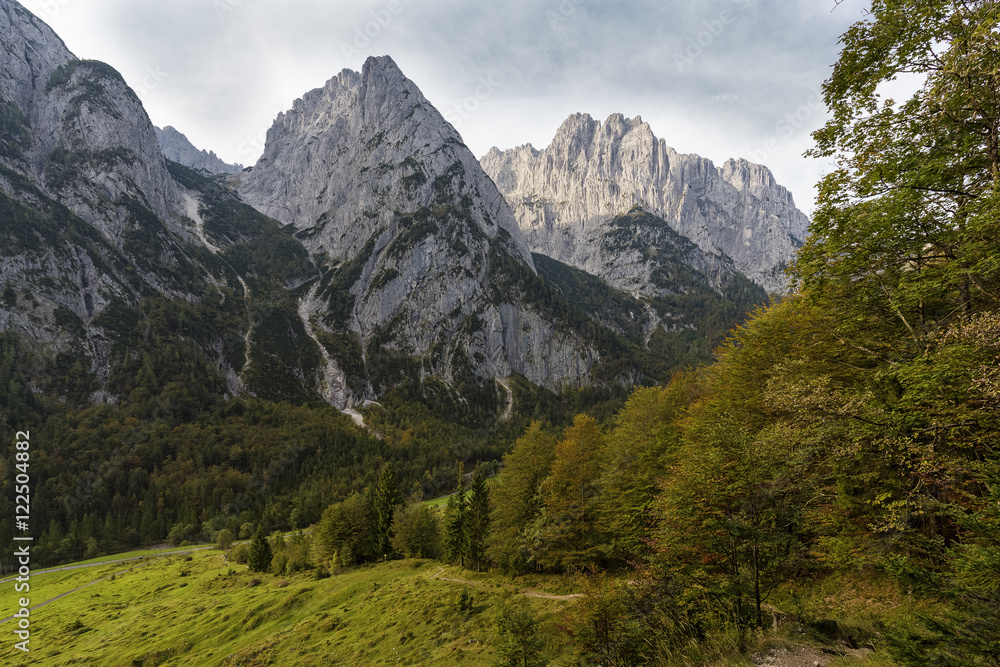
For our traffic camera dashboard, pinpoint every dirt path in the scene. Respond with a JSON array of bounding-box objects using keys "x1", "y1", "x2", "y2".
[
  {"x1": 754, "y1": 646, "x2": 874, "y2": 667},
  {"x1": 429, "y1": 566, "x2": 583, "y2": 601},
  {"x1": 0, "y1": 546, "x2": 212, "y2": 585}
]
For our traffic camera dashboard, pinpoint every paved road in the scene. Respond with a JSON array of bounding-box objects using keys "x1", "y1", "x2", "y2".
[{"x1": 0, "y1": 546, "x2": 213, "y2": 585}]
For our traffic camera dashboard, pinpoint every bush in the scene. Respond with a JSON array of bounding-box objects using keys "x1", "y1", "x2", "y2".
[
  {"x1": 231, "y1": 543, "x2": 249, "y2": 564},
  {"x1": 456, "y1": 587, "x2": 474, "y2": 615},
  {"x1": 495, "y1": 600, "x2": 545, "y2": 667},
  {"x1": 216, "y1": 529, "x2": 234, "y2": 551}
]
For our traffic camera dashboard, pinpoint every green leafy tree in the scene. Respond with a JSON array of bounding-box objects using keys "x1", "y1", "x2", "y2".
[
  {"x1": 494, "y1": 600, "x2": 545, "y2": 667},
  {"x1": 535, "y1": 414, "x2": 604, "y2": 570},
  {"x1": 215, "y1": 528, "x2": 234, "y2": 551},
  {"x1": 595, "y1": 379, "x2": 692, "y2": 564},
  {"x1": 314, "y1": 492, "x2": 373, "y2": 567},
  {"x1": 390, "y1": 502, "x2": 441, "y2": 559},
  {"x1": 799, "y1": 0, "x2": 1000, "y2": 347}
]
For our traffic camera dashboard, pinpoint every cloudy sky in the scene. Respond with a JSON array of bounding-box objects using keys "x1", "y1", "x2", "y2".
[{"x1": 21, "y1": 0, "x2": 869, "y2": 213}]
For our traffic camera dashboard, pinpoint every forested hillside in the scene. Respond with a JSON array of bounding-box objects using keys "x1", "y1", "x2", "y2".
[
  {"x1": 315, "y1": 3, "x2": 1000, "y2": 663},
  {"x1": 4, "y1": 2, "x2": 1000, "y2": 666}
]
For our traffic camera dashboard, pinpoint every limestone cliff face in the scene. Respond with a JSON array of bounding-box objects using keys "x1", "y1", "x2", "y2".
[
  {"x1": 480, "y1": 113, "x2": 810, "y2": 293},
  {"x1": 239, "y1": 57, "x2": 529, "y2": 265},
  {"x1": 239, "y1": 56, "x2": 599, "y2": 404},
  {"x1": 0, "y1": 0, "x2": 765, "y2": 409},
  {"x1": 0, "y1": 0, "x2": 234, "y2": 395},
  {"x1": 0, "y1": 0, "x2": 180, "y2": 240},
  {"x1": 155, "y1": 126, "x2": 243, "y2": 174}
]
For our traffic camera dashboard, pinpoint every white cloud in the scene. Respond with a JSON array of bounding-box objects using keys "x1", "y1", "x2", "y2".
[{"x1": 17, "y1": 0, "x2": 869, "y2": 213}]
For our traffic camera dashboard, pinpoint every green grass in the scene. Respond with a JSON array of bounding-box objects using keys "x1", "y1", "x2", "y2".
[
  {"x1": 421, "y1": 493, "x2": 453, "y2": 509},
  {"x1": 1, "y1": 552, "x2": 579, "y2": 665}
]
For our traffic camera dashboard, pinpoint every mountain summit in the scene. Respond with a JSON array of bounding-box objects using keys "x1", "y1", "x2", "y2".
[
  {"x1": 481, "y1": 113, "x2": 810, "y2": 293},
  {"x1": 238, "y1": 56, "x2": 602, "y2": 405},
  {"x1": 155, "y1": 126, "x2": 243, "y2": 174}
]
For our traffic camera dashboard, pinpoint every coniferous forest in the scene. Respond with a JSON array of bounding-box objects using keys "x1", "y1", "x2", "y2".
[{"x1": 3, "y1": 2, "x2": 1000, "y2": 665}]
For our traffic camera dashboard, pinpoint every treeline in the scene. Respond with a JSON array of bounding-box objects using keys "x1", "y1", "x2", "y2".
[
  {"x1": 313, "y1": 4, "x2": 1000, "y2": 664},
  {"x1": 295, "y1": 284, "x2": 999, "y2": 664}
]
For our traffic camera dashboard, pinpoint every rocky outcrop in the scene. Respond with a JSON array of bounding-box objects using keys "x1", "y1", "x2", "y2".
[
  {"x1": 239, "y1": 57, "x2": 529, "y2": 265},
  {"x1": 155, "y1": 125, "x2": 243, "y2": 174},
  {"x1": 0, "y1": 0, "x2": 768, "y2": 409},
  {"x1": 480, "y1": 113, "x2": 810, "y2": 293},
  {"x1": 0, "y1": 0, "x2": 180, "y2": 241},
  {"x1": 239, "y1": 56, "x2": 598, "y2": 403},
  {"x1": 0, "y1": 0, "x2": 234, "y2": 397}
]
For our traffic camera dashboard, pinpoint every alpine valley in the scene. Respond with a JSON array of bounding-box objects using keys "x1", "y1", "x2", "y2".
[
  {"x1": 5, "y1": 1, "x2": 999, "y2": 666},
  {"x1": 0, "y1": 0, "x2": 795, "y2": 579}
]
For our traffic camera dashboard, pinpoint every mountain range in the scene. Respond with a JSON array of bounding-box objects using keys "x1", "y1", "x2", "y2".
[{"x1": 0, "y1": 0, "x2": 808, "y2": 418}]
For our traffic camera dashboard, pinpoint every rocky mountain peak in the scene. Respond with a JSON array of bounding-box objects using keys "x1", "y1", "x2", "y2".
[
  {"x1": 0, "y1": 0, "x2": 180, "y2": 240},
  {"x1": 239, "y1": 55, "x2": 603, "y2": 404},
  {"x1": 242, "y1": 54, "x2": 529, "y2": 264},
  {"x1": 0, "y1": 0, "x2": 73, "y2": 109},
  {"x1": 155, "y1": 125, "x2": 243, "y2": 174},
  {"x1": 481, "y1": 113, "x2": 810, "y2": 292}
]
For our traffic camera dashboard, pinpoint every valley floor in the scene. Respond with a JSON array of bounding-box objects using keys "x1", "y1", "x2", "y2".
[{"x1": 0, "y1": 550, "x2": 577, "y2": 666}]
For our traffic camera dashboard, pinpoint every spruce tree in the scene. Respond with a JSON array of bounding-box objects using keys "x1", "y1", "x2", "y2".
[
  {"x1": 444, "y1": 461, "x2": 468, "y2": 567},
  {"x1": 247, "y1": 527, "x2": 273, "y2": 573},
  {"x1": 467, "y1": 464, "x2": 491, "y2": 572},
  {"x1": 370, "y1": 462, "x2": 401, "y2": 559}
]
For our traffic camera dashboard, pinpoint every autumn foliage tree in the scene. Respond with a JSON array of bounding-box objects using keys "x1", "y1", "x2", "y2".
[
  {"x1": 533, "y1": 414, "x2": 604, "y2": 570},
  {"x1": 487, "y1": 421, "x2": 557, "y2": 574}
]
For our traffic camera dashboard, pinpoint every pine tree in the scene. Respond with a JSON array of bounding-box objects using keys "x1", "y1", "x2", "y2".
[
  {"x1": 467, "y1": 464, "x2": 491, "y2": 572},
  {"x1": 444, "y1": 461, "x2": 468, "y2": 567},
  {"x1": 370, "y1": 462, "x2": 401, "y2": 559},
  {"x1": 247, "y1": 527, "x2": 273, "y2": 573}
]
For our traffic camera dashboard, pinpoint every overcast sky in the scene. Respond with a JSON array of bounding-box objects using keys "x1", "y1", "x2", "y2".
[{"x1": 21, "y1": 0, "x2": 869, "y2": 214}]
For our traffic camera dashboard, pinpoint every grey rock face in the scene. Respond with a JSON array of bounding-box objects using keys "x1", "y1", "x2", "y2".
[
  {"x1": 0, "y1": 0, "x2": 180, "y2": 240},
  {"x1": 240, "y1": 56, "x2": 597, "y2": 400},
  {"x1": 155, "y1": 125, "x2": 243, "y2": 174},
  {"x1": 240, "y1": 57, "x2": 529, "y2": 265},
  {"x1": 0, "y1": 0, "x2": 232, "y2": 396},
  {"x1": 480, "y1": 113, "x2": 810, "y2": 293}
]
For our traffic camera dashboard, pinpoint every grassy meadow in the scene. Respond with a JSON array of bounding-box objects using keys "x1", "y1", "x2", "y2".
[{"x1": 1, "y1": 548, "x2": 580, "y2": 666}]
